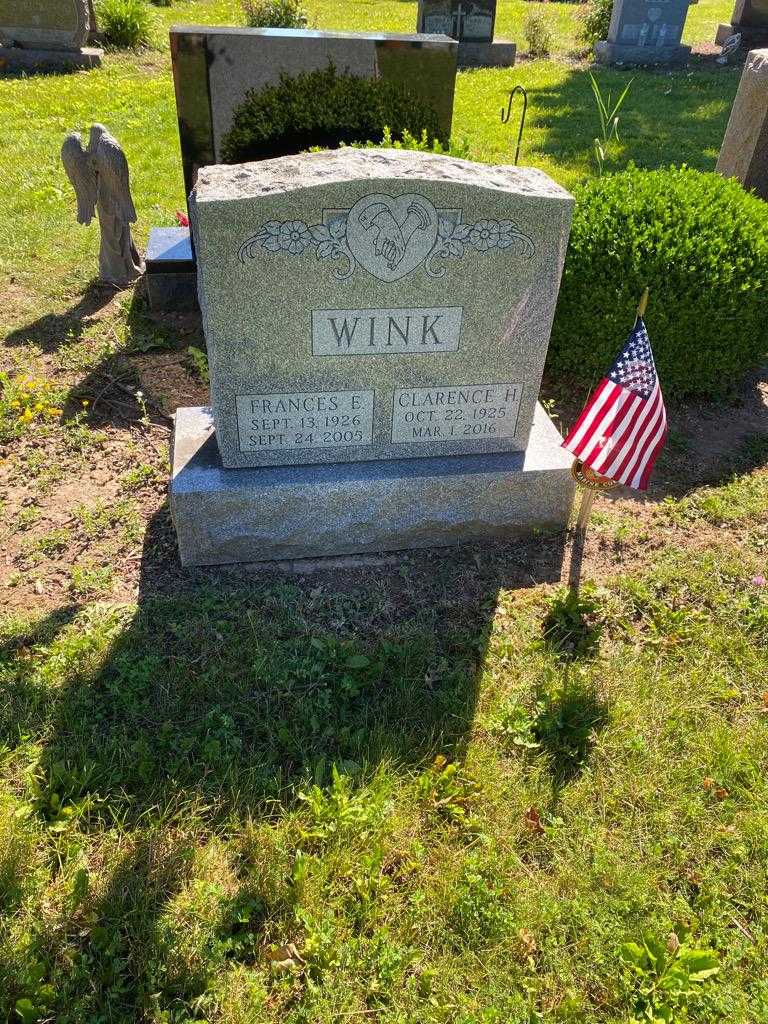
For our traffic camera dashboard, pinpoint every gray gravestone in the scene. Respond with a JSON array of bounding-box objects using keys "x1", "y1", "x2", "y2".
[
  {"x1": 416, "y1": 0, "x2": 515, "y2": 66},
  {"x1": 170, "y1": 26, "x2": 458, "y2": 202},
  {"x1": 596, "y1": 0, "x2": 698, "y2": 64},
  {"x1": 716, "y1": 0, "x2": 768, "y2": 46},
  {"x1": 0, "y1": 0, "x2": 101, "y2": 66},
  {"x1": 169, "y1": 149, "x2": 575, "y2": 565},
  {"x1": 190, "y1": 149, "x2": 572, "y2": 470},
  {"x1": 716, "y1": 48, "x2": 768, "y2": 200}
]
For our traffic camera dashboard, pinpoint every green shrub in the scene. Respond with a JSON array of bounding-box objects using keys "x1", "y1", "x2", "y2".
[
  {"x1": 581, "y1": 0, "x2": 613, "y2": 46},
  {"x1": 221, "y1": 64, "x2": 441, "y2": 163},
  {"x1": 242, "y1": 0, "x2": 308, "y2": 27},
  {"x1": 97, "y1": 0, "x2": 152, "y2": 49},
  {"x1": 523, "y1": 10, "x2": 553, "y2": 57},
  {"x1": 548, "y1": 166, "x2": 768, "y2": 397},
  {"x1": 350, "y1": 125, "x2": 471, "y2": 160}
]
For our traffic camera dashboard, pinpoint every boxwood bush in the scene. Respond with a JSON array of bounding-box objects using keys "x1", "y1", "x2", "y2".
[
  {"x1": 221, "y1": 64, "x2": 441, "y2": 163},
  {"x1": 548, "y1": 167, "x2": 768, "y2": 397}
]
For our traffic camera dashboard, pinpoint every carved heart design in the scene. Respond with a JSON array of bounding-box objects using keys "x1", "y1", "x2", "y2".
[{"x1": 346, "y1": 193, "x2": 439, "y2": 283}]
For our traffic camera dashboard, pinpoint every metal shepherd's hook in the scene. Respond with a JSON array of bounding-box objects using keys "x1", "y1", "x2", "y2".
[{"x1": 501, "y1": 85, "x2": 528, "y2": 166}]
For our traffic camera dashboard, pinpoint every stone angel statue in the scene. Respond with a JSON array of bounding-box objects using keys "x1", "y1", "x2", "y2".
[{"x1": 61, "y1": 124, "x2": 144, "y2": 288}]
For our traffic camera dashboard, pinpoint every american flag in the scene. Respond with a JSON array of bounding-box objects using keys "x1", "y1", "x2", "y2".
[{"x1": 562, "y1": 318, "x2": 668, "y2": 491}]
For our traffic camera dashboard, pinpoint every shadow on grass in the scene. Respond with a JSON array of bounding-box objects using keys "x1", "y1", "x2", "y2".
[
  {"x1": 0, "y1": 504, "x2": 569, "y2": 829},
  {"x1": 535, "y1": 675, "x2": 610, "y2": 793},
  {"x1": 525, "y1": 63, "x2": 738, "y2": 176},
  {"x1": 4, "y1": 281, "x2": 117, "y2": 354}
]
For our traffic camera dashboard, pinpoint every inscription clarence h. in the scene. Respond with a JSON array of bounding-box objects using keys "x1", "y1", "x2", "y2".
[
  {"x1": 391, "y1": 382, "x2": 523, "y2": 443},
  {"x1": 312, "y1": 307, "x2": 462, "y2": 356},
  {"x1": 236, "y1": 390, "x2": 374, "y2": 452}
]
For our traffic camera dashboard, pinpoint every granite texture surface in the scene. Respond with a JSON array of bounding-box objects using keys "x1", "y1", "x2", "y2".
[
  {"x1": 716, "y1": 48, "x2": 768, "y2": 200},
  {"x1": 146, "y1": 226, "x2": 198, "y2": 311},
  {"x1": 458, "y1": 40, "x2": 516, "y2": 67},
  {"x1": 170, "y1": 403, "x2": 575, "y2": 565},
  {"x1": 0, "y1": 0, "x2": 89, "y2": 49},
  {"x1": 170, "y1": 25, "x2": 458, "y2": 202},
  {"x1": 191, "y1": 148, "x2": 574, "y2": 470}
]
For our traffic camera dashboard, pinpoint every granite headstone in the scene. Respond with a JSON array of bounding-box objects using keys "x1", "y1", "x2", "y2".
[
  {"x1": 0, "y1": 0, "x2": 101, "y2": 67},
  {"x1": 416, "y1": 0, "x2": 516, "y2": 66},
  {"x1": 189, "y1": 149, "x2": 573, "y2": 470},
  {"x1": 170, "y1": 26, "x2": 458, "y2": 203},
  {"x1": 596, "y1": 0, "x2": 698, "y2": 64},
  {"x1": 168, "y1": 149, "x2": 575, "y2": 565},
  {"x1": 716, "y1": 0, "x2": 768, "y2": 46},
  {"x1": 716, "y1": 47, "x2": 768, "y2": 200}
]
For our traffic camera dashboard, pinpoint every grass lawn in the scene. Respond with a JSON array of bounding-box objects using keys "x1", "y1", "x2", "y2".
[{"x1": 1, "y1": 0, "x2": 767, "y2": 1021}]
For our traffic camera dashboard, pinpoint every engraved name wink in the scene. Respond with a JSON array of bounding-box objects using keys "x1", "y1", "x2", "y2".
[{"x1": 237, "y1": 192, "x2": 535, "y2": 283}]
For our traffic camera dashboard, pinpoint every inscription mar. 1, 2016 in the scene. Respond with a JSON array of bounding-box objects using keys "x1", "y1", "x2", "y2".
[
  {"x1": 391, "y1": 382, "x2": 523, "y2": 444},
  {"x1": 238, "y1": 192, "x2": 535, "y2": 283},
  {"x1": 312, "y1": 307, "x2": 462, "y2": 356},
  {"x1": 236, "y1": 390, "x2": 374, "y2": 452}
]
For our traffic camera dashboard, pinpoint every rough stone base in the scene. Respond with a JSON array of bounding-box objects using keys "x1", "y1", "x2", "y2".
[
  {"x1": 145, "y1": 227, "x2": 198, "y2": 312},
  {"x1": 715, "y1": 21, "x2": 768, "y2": 45},
  {"x1": 170, "y1": 404, "x2": 575, "y2": 566},
  {"x1": 457, "y1": 40, "x2": 516, "y2": 67},
  {"x1": 0, "y1": 45, "x2": 103, "y2": 69},
  {"x1": 595, "y1": 40, "x2": 691, "y2": 64}
]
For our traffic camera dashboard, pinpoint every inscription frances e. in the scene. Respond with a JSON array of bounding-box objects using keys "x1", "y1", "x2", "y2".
[
  {"x1": 312, "y1": 307, "x2": 462, "y2": 356},
  {"x1": 238, "y1": 191, "x2": 535, "y2": 283},
  {"x1": 236, "y1": 389, "x2": 374, "y2": 452},
  {"x1": 391, "y1": 382, "x2": 523, "y2": 444}
]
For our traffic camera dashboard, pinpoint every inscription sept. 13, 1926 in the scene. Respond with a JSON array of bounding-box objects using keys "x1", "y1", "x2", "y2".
[{"x1": 236, "y1": 390, "x2": 375, "y2": 452}]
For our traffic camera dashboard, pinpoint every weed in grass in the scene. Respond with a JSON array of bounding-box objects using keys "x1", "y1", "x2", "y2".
[
  {"x1": 69, "y1": 561, "x2": 114, "y2": 595},
  {"x1": 119, "y1": 462, "x2": 159, "y2": 491},
  {"x1": 32, "y1": 528, "x2": 71, "y2": 557},
  {"x1": 448, "y1": 854, "x2": 514, "y2": 947},
  {"x1": 72, "y1": 498, "x2": 137, "y2": 540},
  {"x1": 14, "y1": 506, "x2": 43, "y2": 533},
  {"x1": 187, "y1": 345, "x2": 210, "y2": 384},
  {"x1": 541, "y1": 584, "x2": 604, "y2": 659},
  {"x1": 0, "y1": 373, "x2": 64, "y2": 442},
  {"x1": 620, "y1": 932, "x2": 720, "y2": 1022},
  {"x1": 61, "y1": 412, "x2": 107, "y2": 454}
]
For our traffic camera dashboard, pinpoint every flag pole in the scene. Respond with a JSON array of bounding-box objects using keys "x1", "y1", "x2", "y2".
[{"x1": 567, "y1": 288, "x2": 649, "y2": 591}]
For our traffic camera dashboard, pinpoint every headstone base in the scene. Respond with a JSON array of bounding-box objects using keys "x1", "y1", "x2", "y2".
[
  {"x1": 595, "y1": 40, "x2": 691, "y2": 63},
  {"x1": 170, "y1": 404, "x2": 575, "y2": 566},
  {"x1": 715, "y1": 21, "x2": 768, "y2": 44},
  {"x1": 457, "y1": 40, "x2": 516, "y2": 67},
  {"x1": 0, "y1": 44, "x2": 102, "y2": 69},
  {"x1": 146, "y1": 227, "x2": 198, "y2": 312}
]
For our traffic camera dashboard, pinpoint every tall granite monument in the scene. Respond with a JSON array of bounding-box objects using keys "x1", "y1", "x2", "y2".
[
  {"x1": 417, "y1": 0, "x2": 516, "y2": 67},
  {"x1": 170, "y1": 149, "x2": 575, "y2": 565},
  {"x1": 596, "y1": 0, "x2": 698, "y2": 64},
  {"x1": 0, "y1": 0, "x2": 102, "y2": 68},
  {"x1": 716, "y1": 48, "x2": 768, "y2": 201}
]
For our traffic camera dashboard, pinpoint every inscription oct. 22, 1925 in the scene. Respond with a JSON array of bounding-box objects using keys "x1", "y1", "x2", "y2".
[{"x1": 391, "y1": 382, "x2": 522, "y2": 443}]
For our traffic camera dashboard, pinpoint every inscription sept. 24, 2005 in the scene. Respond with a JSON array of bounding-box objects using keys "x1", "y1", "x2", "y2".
[{"x1": 236, "y1": 390, "x2": 375, "y2": 452}]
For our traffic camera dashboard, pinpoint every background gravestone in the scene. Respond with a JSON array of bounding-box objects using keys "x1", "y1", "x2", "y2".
[
  {"x1": 147, "y1": 25, "x2": 459, "y2": 312},
  {"x1": 596, "y1": 0, "x2": 698, "y2": 64},
  {"x1": 170, "y1": 25, "x2": 458, "y2": 202},
  {"x1": 168, "y1": 149, "x2": 575, "y2": 565},
  {"x1": 416, "y1": 0, "x2": 516, "y2": 66},
  {"x1": 716, "y1": 0, "x2": 768, "y2": 46},
  {"x1": 716, "y1": 47, "x2": 768, "y2": 200},
  {"x1": 0, "y1": 0, "x2": 101, "y2": 67}
]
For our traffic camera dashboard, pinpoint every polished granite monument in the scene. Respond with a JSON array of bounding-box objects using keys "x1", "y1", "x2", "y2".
[
  {"x1": 596, "y1": 0, "x2": 698, "y2": 64},
  {"x1": 416, "y1": 0, "x2": 516, "y2": 66}
]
